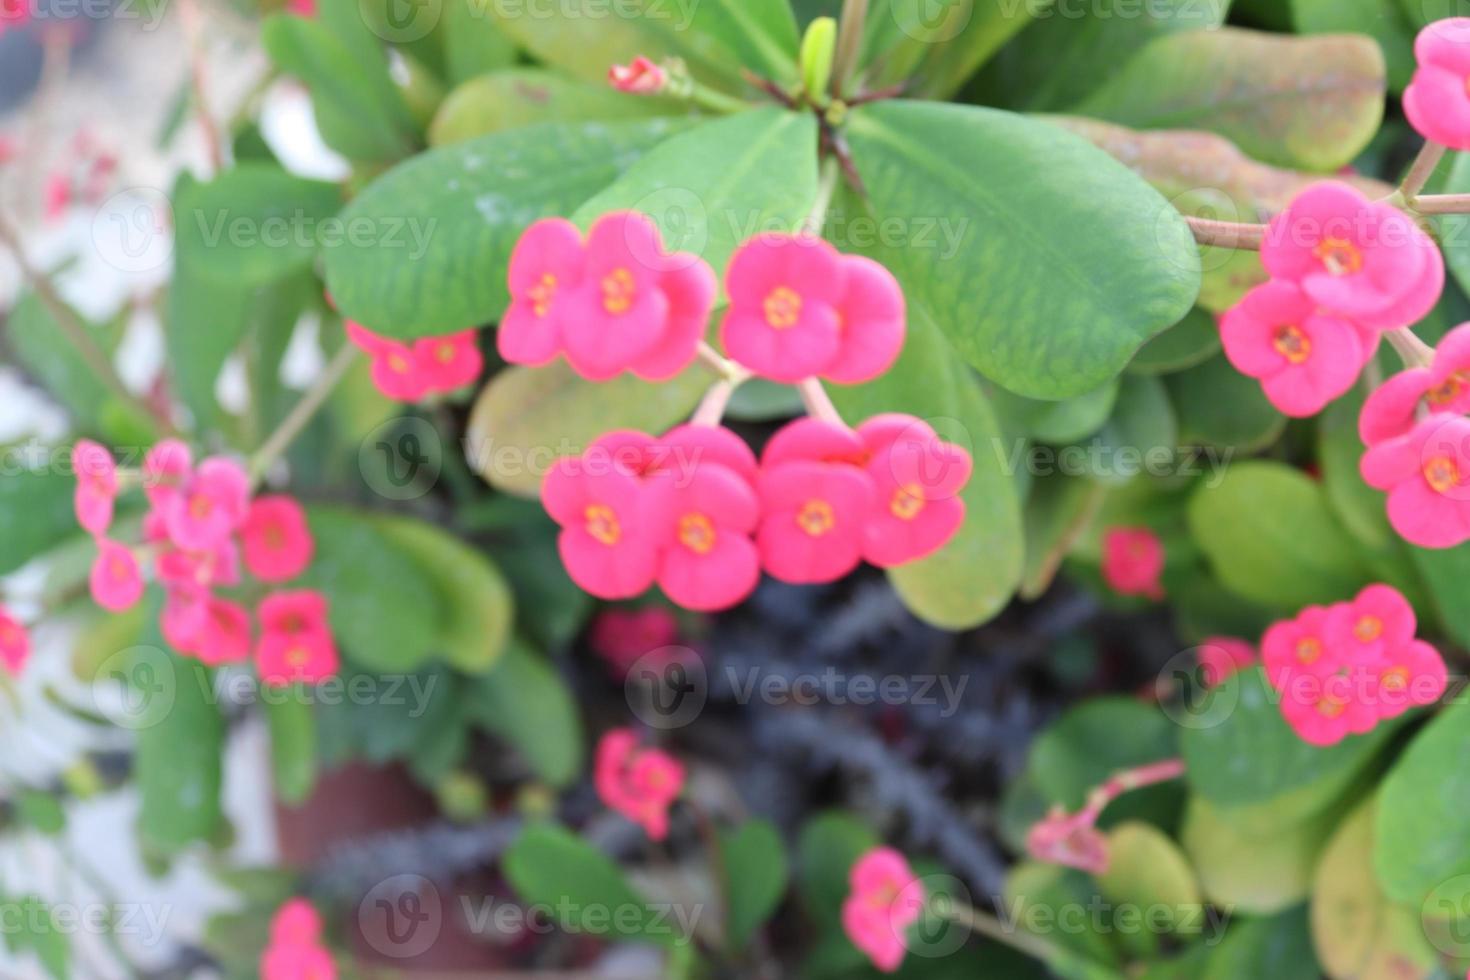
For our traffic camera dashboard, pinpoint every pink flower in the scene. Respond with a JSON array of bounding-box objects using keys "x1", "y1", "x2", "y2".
[
  {"x1": 825, "y1": 256, "x2": 906, "y2": 385},
  {"x1": 1261, "y1": 182, "x2": 1443, "y2": 330},
  {"x1": 1324, "y1": 584, "x2": 1416, "y2": 664},
  {"x1": 256, "y1": 591, "x2": 338, "y2": 686},
  {"x1": 1405, "y1": 18, "x2": 1470, "y2": 150},
  {"x1": 1261, "y1": 604, "x2": 1338, "y2": 691},
  {"x1": 763, "y1": 416, "x2": 867, "y2": 467},
  {"x1": 261, "y1": 943, "x2": 335, "y2": 980},
  {"x1": 499, "y1": 218, "x2": 585, "y2": 367},
  {"x1": 348, "y1": 325, "x2": 432, "y2": 402},
  {"x1": 89, "y1": 539, "x2": 143, "y2": 612},
  {"x1": 0, "y1": 135, "x2": 16, "y2": 164},
  {"x1": 0, "y1": 608, "x2": 29, "y2": 674},
  {"x1": 608, "y1": 55, "x2": 668, "y2": 94},
  {"x1": 1361, "y1": 414, "x2": 1470, "y2": 548},
  {"x1": 1359, "y1": 323, "x2": 1470, "y2": 446},
  {"x1": 1026, "y1": 809, "x2": 1109, "y2": 875},
  {"x1": 143, "y1": 439, "x2": 192, "y2": 508},
  {"x1": 195, "y1": 597, "x2": 253, "y2": 666},
  {"x1": 241, "y1": 496, "x2": 314, "y2": 583},
  {"x1": 1101, "y1": 526, "x2": 1165, "y2": 600},
  {"x1": 721, "y1": 234, "x2": 846, "y2": 383},
  {"x1": 163, "y1": 457, "x2": 249, "y2": 552},
  {"x1": 285, "y1": 0, "x2": 317, "y2": 15},
  {"x1": 1197, "y1": 636, "x2": 1257, "y2": 687},
  {"x1": 1279, "y1": 669, "x2": 1377, "y2": 747},
  {"x1": 412, "y1": 330, "x2": 483, "y2": 391},
  {"x1": 628, "y1": 258, "x2": 718, "y2": 382},
  {"x1": 593, "y1": 728, "x2": 684, "y2": 840},
  {"x1": 589, "y1": 606, "x2": 680, "y2": 677},
  {"x1": 44, "y1": 172, "x2": 70, "y2": 223},
  {"x1": 71, "y1": 439, "x2": 118, "y2": 535},
  {"x1": 0, "y1": 0, "x2": 26, "y2": 35},
  {"x1": 561, "y1": 212, "x2": 673, "y2": 380},
  {"x1": 542, "y1": 456, "x2": 666, "y2": 600},
  {"x1": 660, "y1": 423, "x2": 759, "y2": 485},
  {"x1": 270, "y1": 898, "x2": 323, "y2": 947},
  {"x1": 841, "y1": 848, "x2": 923, "y2": 974},
  {"x1": 856, "y1": 415, "x2": 970, "y2": 567},
  {"x1": 650, "y1": 457, "x2": 760, "y2": 611},
  {"x1": 1219, "y1": 280, "x2": 1366, "y2": 417},
  {"x1": 1371, "y1": 639, "x2": 1448, "y2": 719},
  {"x1": 757, "y1": 460, "x2": 875, "y2": 584},
  {"x1": 156, "y1": 537, "x2": 240, "y2": 590}
]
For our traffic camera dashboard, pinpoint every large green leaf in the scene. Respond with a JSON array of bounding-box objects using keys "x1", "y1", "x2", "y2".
[
  {"x1": 265, "y1": 693, "x2": 317, "y2": 806},
  {"x1": 466, "y1": 640, "x2": 582, "y2": 786},
  {"x1": 0, "y1": 467, "x2": 80, "y2": 576},
  {"x1": 862, "y1": 0, "x2": 1053, "y2": 98},
  {"x1": 1181, "y1": 668, "x2": 1394, "y2": 821},
  {"x1": 504, "y1": 822, "x2": 689, "y2": 945},
  {"x1": 1198, "y1": 906, "x2": 1319, "y2": 980},
  {"x1": 795, "y1": 811, "x2": 878, "y2": 930},
  {"x1": 1292, "y1": 0, "x2": 1415, "y2": 91},
  {"x1": 441, "y1": 0, "x2": 517, "y2": 85},
  {"x1": 1410, "y1": 543, "x2": 1470, "y2": 649},
  {"x1": 719, "y1": 819, "x2": 789, "y2": 948},
  {"x1": 973, "y1": 0, "x2": 1229, "y2": 111},
  {"x1": 846, "y1": 100, "x2": 1200, "y2": 399},
  {"x1": 0, "y1": 895, "x2": 70, "y2": 980},
  {"x1": 1020, "y1": 472, "x2": 1105, "y2": 600},
  {"x1": 296, "y1": 506, "x2": 443, "y2": 671},
  {"x1": 372, "y1": 514, "x2": 514, "y2": 673},
  {"x1": 1187, "y1": 461, "x2": 1372, "y2": 610},
  {"x1": 1073, "y1": 28, "x2": 1386, "y2": 172},
  {"x1": 1127, "y1": 307, "x2": 1221, "y2": 376},
  {"x1": 466, "y1": 361, "x2": 710, "y2": 497},
  {"x1": 489, "y1": 0, "x2": 799, "y2": 92},
  {"x1": 429, "y1": 68, "x2": 678, "y2": 146},
  {"x1": 574, "y1": 108, "x2": 819, "y2": 277},
  {"x1": 1166, "y1": 354, "x2": 1284, "y2": 453},
  {"x1": 1183, "y1": 796, "x2": 1333, "y2": 914},
  {"x1": 323, "y1": 117, "x2": 687, "y2": 338},
  {"x1": 1375, "y1": 700, "x2": 1470, "y2": 904}
]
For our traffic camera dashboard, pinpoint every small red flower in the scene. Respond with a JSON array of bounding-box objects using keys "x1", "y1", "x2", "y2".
[
  {"x1": 593, "y1": 728, "x2": 684, "y2": 840},
  {"x1": 256, "y1": 591, "x2": 338, "y2": 686},
  {"x1": 240, "y1": 495, "x2": 314, "y2": 583},
  {"x1": 841, "y1": 848, "x2": 924, "y2": 974},
  {"x1": 1101, "y1": 526, "x2": 1165, "y2": 600},
  {"x1": 0, "y1": 607, "x2": 30, "y2": 675}
]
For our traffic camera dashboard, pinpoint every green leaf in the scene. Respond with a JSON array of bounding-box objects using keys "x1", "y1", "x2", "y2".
[
  {"x1": 846, "y1": 101, "x2": 1200, "y2": 399},
  {"x1": 1181, "y1": 668, "x2": 1394, "y2": 821},
  {"x1": 1188, "y1": 461, "x2": 1372, "y2": 609},
  {"x1": 1004, "y1": 861, "x2": 1124, "y2": 969},
  {"x1": 1410, "y1": 543, "x2": 1470, "y2": 649},
  {"x1": 2, "y1": 896, "x2": 71, "y2": 980},
  {"x1": 1166, "y1": 354, "x2": 1284, "y2": 452},
  {"x1": 1096, "y1": 821, "x2": 1201, "y2": 924},
  {"x1": 720, "y1": 819, "x2": 789, "y2": 948},
  {"x1": 466, "y1": 640, "x2": 583, "y2": 786},
  {"x1": 1091, "y1": 375, "x2": 1177, "y2": 489},
  {"x1": 371, "y1": 513, "x2": 515, "y2": 673},
  {"x1": 429, "y1": 68, "x2": 677, "y2": 146},
  {"x1": 1127, "y1": 307, "x2": 1221, "y2": 375},
  {"x1": 1073, "y1": 28, "x2": 1386, "y2": 172},
  {"x1": 173, "y1": 164, "x2": 342, "y2": 285},
  {"x1": 1029, "y1": 699, "x2": 1182, "y2": 830},
  {"x1": 1319, "y1": 802, "x2": 1439, "y2": 978},
  {"x1": 296, "y1": 506, "x2": 443, "y2": 671},
  {"x1": 265, "y1": 692, "x2": 317, "y2": 806},
  {"x1": 994, "y1": 381, "x2": 1119, "y2": 446},
  {"x1": 503, "y1": 822, "x2": 687, "y2": 945},
  {"x1": 135, "y1": 628, "x2": 225, "y2": 852},
  {"x1": 574, "y1": 108, "x2": 819, "y2": 276},
  {"x1": 1182, "y1": 795, "x2": 1332, "y2": 914},
  {"x1": 1438, "y1": 152, "x2": 1470, "y2": 302},
  {"x1": 827, "y1": 302, "x2": 1024, "y2": 629},
  {"x1": 322, "y1": 117, "x2": 687, "y2": 338},
  {"x1": 863, "y1": 0, "x2": 1048, "y2": 99},
  {"x1": 14, "y1": 791, "x2": 65, "y2": 835},
  {"x1": 796, "y1": 811, "x2": 877, "y2": 930},
  {"x1": 442, "y1": 0, "x2": 517, "y2": 85},
  {"x1": 261, "y1": 13, "x2": 420, "y2": 162},
  {"x1": 1200, "y1": 906, "x2": 1318, "y2": 980},
  {"x1": 467, "y1": 360, "x2": 709, "y2": 497},
  {"x1": 1292, "y1": 0, "x2": 1416, "y2": 91},
  {"x1": 0, "y1": 467, "x2": 78, "y2": 576},
  {"x1": 1021, "y1": 472, "x2": 1105, "y2": 600},
  {"x1": 1375, "y1": 700, "x2": 1470, "y2": 904},
  {"x1": 973, "y1": 0, "x2": 1229, "y2": 111}
]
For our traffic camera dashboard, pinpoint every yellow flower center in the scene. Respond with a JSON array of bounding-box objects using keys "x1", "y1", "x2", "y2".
[
  {"x1": 585, "y1": 504, "x2": 622, "y2": 546},
  {"x1": 387, "y1": 352, "x2": 411, "y2": 375},
  {"x1": 529, "y1": 272, "x2": 557, "y2": 317},
  {"x1": 678, "y1": 513, "x2": 716, "y2": 555},
  {"x1": 1317, "y1": 692, "x2": 1349, "y2": 719},
  {"x1": 286, "y1": 646, "x2": 310, "y2": 668},
  {"x1": 764, "y1": 287, "x2": 802, "y2": 329},
  {"x1": 436, "y1": 342, "x2": 457, "y2": 364},
  {"x1": 1314, "y1": 236, "x2": 1364, "y2": 276},
  {"x1": 1380, "y1": 665, "x2": 1409, "y2": 694},
  {"x1": 188, "y1": 493, "x2": 213, "y2": 520},
  {"x1": 109, "y1": 555, "x2": 131, "y2": 580},
  {"x1": 601, "y1": 268, "x2": 636, "y2": 315},
  {"x1": 1428, "y1": 372, "x2": 1470, "y2": 408},
  {"x1": 796, "y1": 499, "x2": 835, "y2": 537},
  {"x1": 1272, "y1": 324, "x2": 1312, "y2": 365},
  {"x1": 1355, "y1": 615, "x2": 1383, "y2": 642},
  {"x1": 1425, "y1": 455, "x2": 1461, "y2": 494},
  {"x1": 1296, "y1": 637, "x2": 1321, "y2": 665},
  {"x1": 890, "y1": 483, "x2": 925, "y2": 521}
]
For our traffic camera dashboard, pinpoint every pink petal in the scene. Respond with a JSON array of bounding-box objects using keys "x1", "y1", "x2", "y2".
[
  {"x1": 1405, "y1": 65, "x2": 1470, "y2": 151},
  {"x1": 658, "y1": 533, "x2": 759, "y2": 611},
  {"x1": 1416, "y1": 18, "x2": 1470, "y2": 75},
  {"x1": 1360, "y1": 369, "x2": 1430, "y2": 445},
  {"x1": 824, "y1": 255, "x2": 906, "y2": 384}
]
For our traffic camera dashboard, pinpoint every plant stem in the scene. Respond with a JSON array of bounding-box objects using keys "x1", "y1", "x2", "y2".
[
  {"x1": 1410, "y1": 193, "x2": 1470, "y2": 215},
  {"x1": 1400, "y1": 140, "x2": 1447, "y2": 203},
  {"x1": 939, "y1": 899, "x2": 1065, "y2": 965},
  {"x1": 248, "y1": 343, "x2": 360, "y2": 487},
  {"x1": 830, "y1": 0, "x2": 869, "y2": 99},
  {"x1": 798, "y1": 377, "x2": 844, "y2": 426},
  {"x1": 178, "y1": 0, "x2": 225, "y2": 174},
  {"x1": 691, "y1": 379, "x2": 738, "y2": 426},
  {"x1": 688, "y1": 82, "x2": 751, "y2": 115},
  {"x1": 1385, "y1": 328, "x2": 1436, "y2": 369},
  {"x1": 802, "y1": 156, "x2": 842, "y2": 236},
  {"x1": 0, "y1": 214, "x2": 178, "y2": 437},
  {"x1": 1185, "y1": 215, "x2": 1266, "y2": 250}
]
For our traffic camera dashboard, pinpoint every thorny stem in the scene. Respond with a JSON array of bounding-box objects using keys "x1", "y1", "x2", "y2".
[
  {"x1": 179, "y1": 0, "x2": 225, "y2": 174},
  {"x1": 1400, "y1": 140, "x2": 1447, "y2": 204},
  {"x1": 802, "y1": 156, "x2": 843, "y2": 236},
  {"x1": 247, "y1": 343, "x2": 360, "y2": 487},
  {"x1": 1185, "y1": 215, "x2": 1265, "y2": 250},
  {"x1": 1386, "y1": 327, "x2": 1436, "y2": 369},
  {"x1": 0, "y1": 214, "x2": 178, "y2": 437}
]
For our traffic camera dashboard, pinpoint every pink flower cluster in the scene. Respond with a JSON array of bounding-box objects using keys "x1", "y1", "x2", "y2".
[
  {"x1": 1101, "y1": 525, "x2": 1165, "y2": 600},
  {"x1": 500, "y1": 212, "x2": 716, "y2": 382},
  {"x1": 593, "y1": 728, "x2": 685, "y2": 840},
  {"x1": 1359, "y1": 323, "x2": 1470, "y2": 547},
  {"x1": 542, "y1": 415, "x2": 971, "y2": 610},
  {"x1": 346, "y1": 322, "x2": 482, "y2": 402},
  {"x1": 261, "y1": 898, "x2": 336, "y2": 980},
  {"x1": 1262, "y1": 584, "x2": 1447, "y2": 746},
  {"x1": 1405, "y1": 19, "x2": 1470, "y2": 150},
  {"x1": 841, "y1": 847, "x2": 924, "y2": 973},
  {"x1": 72, "y1": 439, "x2": 338, "y2": 684},
  {"x1": 0, "y1": 606, "x2": 29, "y2": 675},
  {"x1": 1221, "y1": 183, "x2": 1443, "y2": 417}
]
